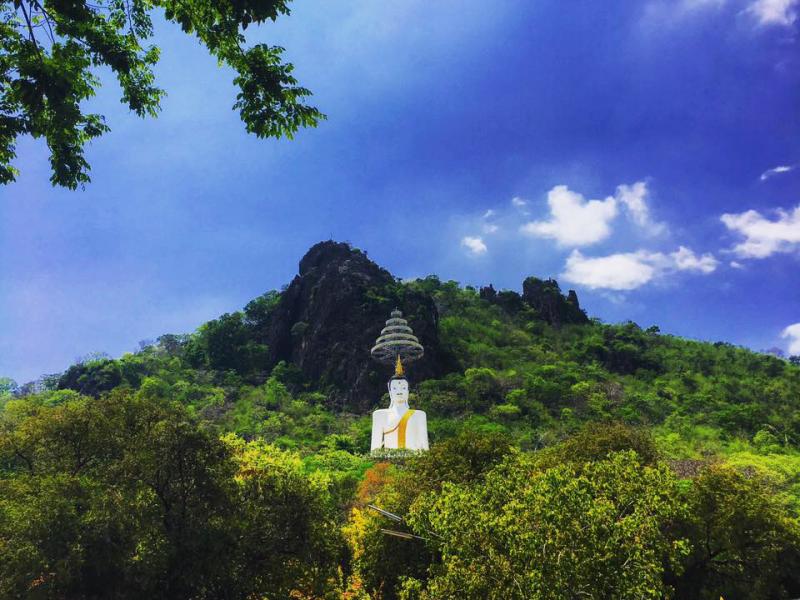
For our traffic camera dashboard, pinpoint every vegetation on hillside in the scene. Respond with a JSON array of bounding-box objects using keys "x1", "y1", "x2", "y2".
[{"x1": 2, "y1": 272, "x2": 800, "y2": 598}]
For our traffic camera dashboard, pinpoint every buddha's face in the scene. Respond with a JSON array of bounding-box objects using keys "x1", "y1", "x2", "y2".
[{"x1": 388, "y1": 378, "x2": 409, "y2": 405}]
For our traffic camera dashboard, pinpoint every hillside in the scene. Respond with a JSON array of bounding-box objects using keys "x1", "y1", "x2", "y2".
[
  {"x1": 37, "y1": 240, "x2": 800, "y2": 451},
  {"x1": 2, "y1": 240, "x2": 800, "y2": 599}
]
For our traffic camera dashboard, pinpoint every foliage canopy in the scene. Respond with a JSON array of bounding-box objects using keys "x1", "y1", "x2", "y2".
[
  {"x1": 0, "y1": 391, "x2": 342, "y2": 598},
  {"x1": 3, "y1": 270, "x2": 800, "y2": 597},
  {"x1": 0, "y1": 0, "x2": 323, "y2": 188}
]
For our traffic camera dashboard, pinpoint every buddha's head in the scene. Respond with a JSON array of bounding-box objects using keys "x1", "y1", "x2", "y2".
[
  {"x1": 388, "y1": 377, "x2": 409, "y2": 406},
  {"x1": 388, "y1": 355, "x2": 409, "y2": 407}
]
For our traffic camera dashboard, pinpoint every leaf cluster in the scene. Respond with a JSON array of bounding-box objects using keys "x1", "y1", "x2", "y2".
[{"x1": 0, "y1": 0, "x2": 323, "y2": 188}]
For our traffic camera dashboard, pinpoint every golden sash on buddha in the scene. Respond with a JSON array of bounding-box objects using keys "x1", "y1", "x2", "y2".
[{"x1": 382, "y1": 409, "x2": 416, "y2": 449}]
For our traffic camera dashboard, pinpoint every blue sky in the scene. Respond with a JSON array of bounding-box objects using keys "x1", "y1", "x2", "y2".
[{"x1": 2, "y1": 0, "x2": 800, "y2": 383}]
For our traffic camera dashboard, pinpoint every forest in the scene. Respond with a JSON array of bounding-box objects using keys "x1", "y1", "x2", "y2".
[{"x1": 2, "y1": 246, "x2": 800, "y2": 599}]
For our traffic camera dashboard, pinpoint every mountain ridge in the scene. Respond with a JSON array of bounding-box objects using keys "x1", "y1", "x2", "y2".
[
  {"x1": 32, "y1": 238, "x2": 798, "y2": 459},
  {"x1": 54, "y1": 240, "x2": 594, "y2": 412}
]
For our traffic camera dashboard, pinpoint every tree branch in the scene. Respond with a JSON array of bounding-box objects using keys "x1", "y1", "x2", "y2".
[
  {"x1": 30, "y1": 0, "x2": 56, "y2": 45},
  {"x1": 19, "y1": 2, "x2": 41, "y2": 54}
]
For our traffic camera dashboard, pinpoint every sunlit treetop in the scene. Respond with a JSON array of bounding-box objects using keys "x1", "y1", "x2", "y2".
[{"x1": 0, "y1": 0, "x2": 324, "y2": 189}]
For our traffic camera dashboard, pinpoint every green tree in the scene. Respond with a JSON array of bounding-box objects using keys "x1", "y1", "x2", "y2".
[
  {"x1": 538, "y1": 421, "x2": 660, "y2": 468},
  {"x1": 0, "y1": 377, "x2": 16, "y2": 395},
  {"x1": 1, "y1": 0, "x2": 323, "y2": 188},
  {"x1": 407, "y1": 428, "x2": 514, "y2": 492},
  {"x1": 463, "y1": 367, "x2": 503, "y2": 411},
  {"x1": 0, "y1": 390, "x2": 341, "y2": 599},
  {"x1": 56, "y1": 357, "x2": 124, "y2": 396},
  {"x1": 405, "y1": 451, "x2": 688, "y2": 600},
  {"x1": 0, "y1": 377, "x2": 16, "y2": 411},
  {"x1": 342, "y1": 432, "x2": 513, "y2": 600},
  {"x1": 668, "y1": 465, "x2": 800, "y2": 600},
  {"x1": 191, "y1": 311, "x2": 268, "y2": 375}
]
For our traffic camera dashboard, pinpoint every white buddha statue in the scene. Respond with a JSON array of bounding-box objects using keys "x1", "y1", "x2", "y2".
[{"x1": 371, "y1": 356, "x2": 429, "y2": 452}]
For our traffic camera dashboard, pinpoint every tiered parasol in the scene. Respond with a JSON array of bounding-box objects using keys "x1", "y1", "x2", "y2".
[{"x1": 370, "y1": 308, "x2": 424, "y2": 366}]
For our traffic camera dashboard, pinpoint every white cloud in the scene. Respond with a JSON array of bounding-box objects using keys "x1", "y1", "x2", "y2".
[
  {"x1": 481, "y1": 209, "x2": 499, "y2": 234},
  {"x1": 760, "y1": 165, "x2": 795, "y2": 181},
  {"x1": 461, "y1": 236, "x2": 487, "y2": 256},
  {"x1": 511, "y1": 196, "x2": 527, "y2": 208},
  {"x1": 520, "y1": 185, "x2": 618, "y2": 246},
  {"x1": 782, "y1": 323, "x2": 800, "y2": 355},
  {"x1": 670, "y1": 245, "x2": 719, "y2": 273},
  {"x1": 519, "y1": 181, "x2": 668, "y2": 247},
  {"x1": 730, "y1": 260, "x2": 745, "y2": 269},
  {"x1": 748, "y1": 0, "x2": 798, "y2": 25},
  {"x1": 721, "y1": 204, "x2": 800, "y2": 258},
  {"x1": 615, "y1": 181, "x2": 668, "y2": 236},
  {"x1": 562, "y1": 250, "x2": 661, "y2": 290},
  {"x1": 561, "y1": 246, "x2": 718, "y2": 291}
]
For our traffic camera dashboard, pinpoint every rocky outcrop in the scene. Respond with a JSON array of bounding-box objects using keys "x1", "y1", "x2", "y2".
[
  {"x1": 480, "y1": 277, "x2": 588, "y2": 325},
  {"x1": 522, "y1": 277, "x2": 589, "y2": 325},
  {"x1": 263, "y1": 241, "x2": 452, "y2": 412}
]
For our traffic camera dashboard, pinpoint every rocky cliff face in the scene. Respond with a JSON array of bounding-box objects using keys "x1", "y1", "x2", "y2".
[
  {"x1": 522, "y1": 277, "x2": 589, "y2": 325},
  {"x1": 478, "y1": 277, "x2": 589, "y2": 325},
  {"x1": 263, "y1": 241, "x2": 451, "y2": 412}
]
